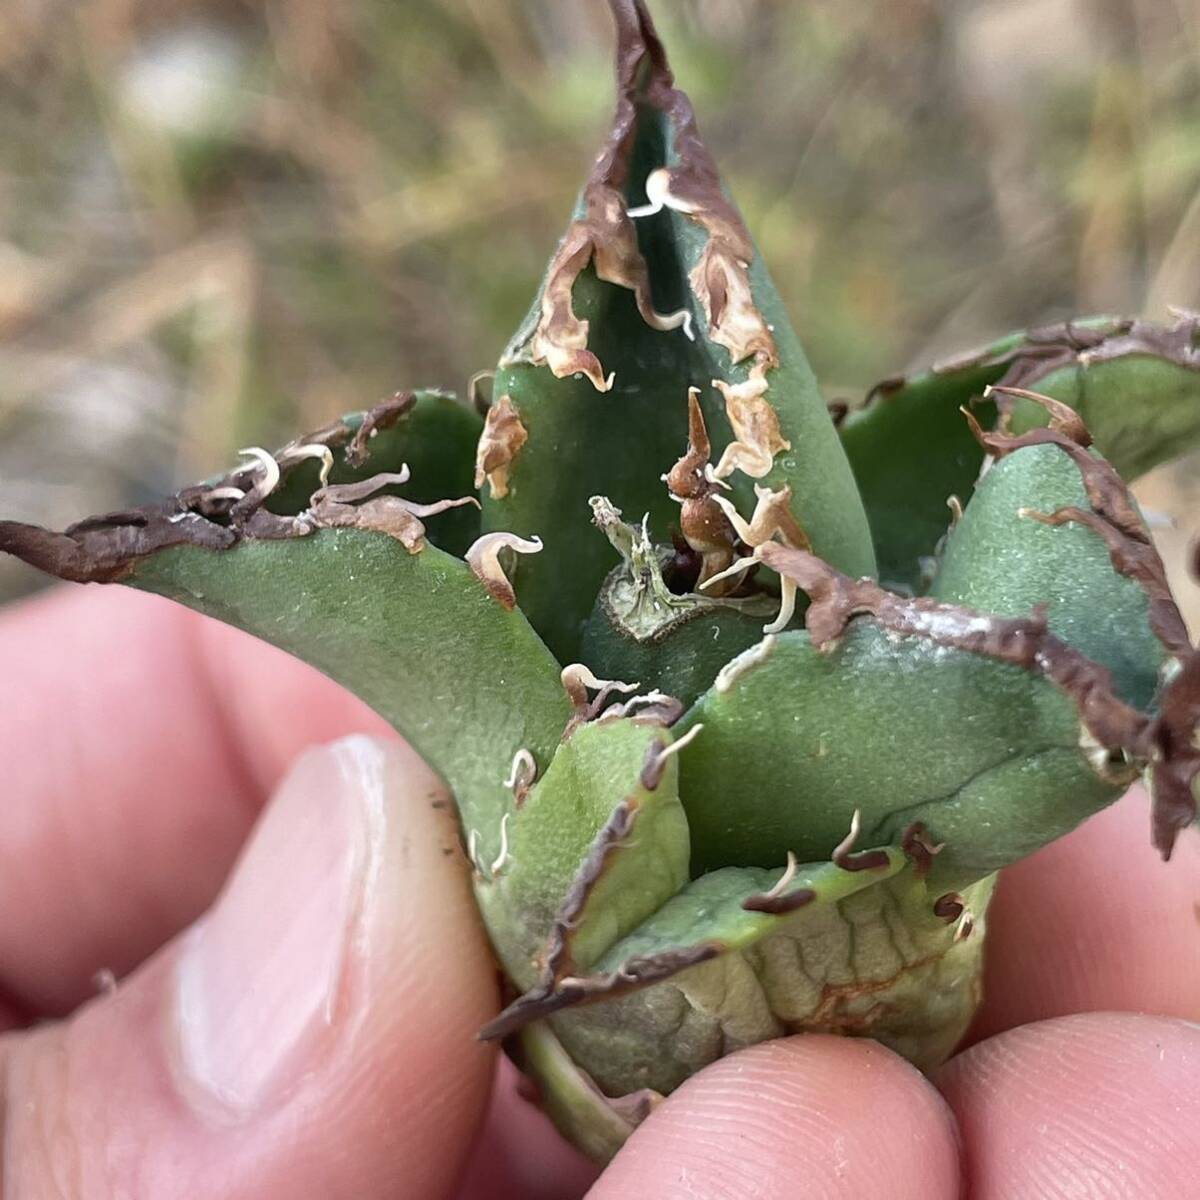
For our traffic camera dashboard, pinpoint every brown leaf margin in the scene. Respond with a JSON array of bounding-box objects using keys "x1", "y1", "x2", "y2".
[
  {"x1": 757, "y1": 541, "x2": 1199, "y2": 859},
  {"x1": 860, "y1": 314, "x2": 1200, "y2": 416},
  {"x1": 0, "y1": 393, "x2": 419, "y2": 582},
  {"x1": 479, "y1": 751, "x2": 718, "y2": 1042}
]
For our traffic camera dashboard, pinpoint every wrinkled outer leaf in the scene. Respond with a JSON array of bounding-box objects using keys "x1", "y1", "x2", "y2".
[
  {"x1": 517, "y1": 862, "x2": 992, "y2": 1162},
  {"x1": 511, "y1": 856, "x2": 990, "y2": 1158}
]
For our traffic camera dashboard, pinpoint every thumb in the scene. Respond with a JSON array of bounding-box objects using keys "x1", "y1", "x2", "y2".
[{"x1": 2, "y1": 736, "x2": 498, "y2": 1199}]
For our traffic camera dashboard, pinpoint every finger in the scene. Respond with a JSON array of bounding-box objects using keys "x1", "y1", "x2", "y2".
[
  {"x1": 970, "y1": 787, "x2": 1200, "y2": 1042},
  {"x1": 2, "y1": 735, "x2": 497, "y2": 1200},
  {"x1": 0, "y1": 584, "x2": 391, "y2": 1019},
  {"x1": 938, "y1": 1012, "x2": 1200, "y2": 1198},
  {"x1": 588, "y1": 1035, "x2": 961, "y2": 1200},
  {"x1": 456, "y1": 1059, "x2": 600, "y2": 1200}
]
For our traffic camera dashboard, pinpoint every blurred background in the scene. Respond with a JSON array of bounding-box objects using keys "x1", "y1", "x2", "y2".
[{"x1": 0, "y1": 0, "x2": 1196, "y2": 622}]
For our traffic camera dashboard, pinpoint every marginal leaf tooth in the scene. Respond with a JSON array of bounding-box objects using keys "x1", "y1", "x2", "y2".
[
  {"x1": 710, "y1": 375, "x2": 790, "y2": 480},
  {"x1": 504, "y1": 748, "x2": 538, "y2": 805},
  {"x1": 754, "y1": 484, "x2": 812, "y2": 551},
  {"x1": 704, "y1": 464, "x2": 732, "y2": 491},
  {"x1": 900, "y1": 822, "x2": 945, "y2": 877},
  {"x1": 762, "y1": 575, "x2": 797, "y2": 634},
  {"x1": 598, "y1": 689, "x2": 685, "y2": 729},
  {"x1": 466, "y1": 531, "x2": 543, "y2": 609},
  {"x1": 474, "y1": 394, "x2": 528, "y2": 500},
  {"x1": 624, "y1": 200, "x2": 661, "y2": 219},
  {"x1": 711, "y1": 494, "x2": 753, "y2": 544},
  {"x1": 638, "y1": 724, "x2": 703, "y2": 790},
  {"x1": 281, "y1": 442, "x2": 335, "y2": 486},
  {"x1": 761, "y1": 850, "x2": 798, "y2": 900},
  {"x1": 467, "y1": 829, "x2": 484, "y2": 877},
  {"x1": 343, "y1": 391, "x2": 416, "y2": 468},
  {"x1": 503, "y1": 747, "x2": 534, "y2": 789},
  {"x1": 626, "y1": 168, "x2": 680, "y2": 219},
  {"x1": 833, "y1": 809, "x2": 862, "y2": 861},
  {"x1": 985, "y1": 383, "x2": 1092, "y2": 446},
  {"x1": 312, "y1": 468, "x2": 411, "y2": 506},
  {"x1": 741, "y1": 882, "x2": 817, "y2": 915},
  {"x1": 697, "y1": 553, "x2": 756, "y2": 592},
  {"x1": 713, "y1": 634, "x2": 778, "y2": 693},
  {"x1": 610, "y1": 688, "x2": 671, "y2": 715},
  {"x1": 829, "y1": 808, "x2": 893, "y2": 872},
  {"x1": 468, "y1": 369, "x2": 495, "y2": 415},
  {"x1": 237, "y1": 447, "x2": 281, "y2": 499},
  {"x1": 401, "y1": 495, "x2": 481, "y2": 520},
  {"x1": 489, "y1": 813, "x2": 512, "y2": 876},
  {"x1": 657, "y1": 723, "x2": 703, "y2": 760},
  {"x1": 309, "y1": 470, "x2": 440, "y2": 553},
  {"x1": 560, "y1": 662, "x2": 640, "y2": 710},
  {"x1": 713, "y1": 484, "x2": 811, "y2": 557}
]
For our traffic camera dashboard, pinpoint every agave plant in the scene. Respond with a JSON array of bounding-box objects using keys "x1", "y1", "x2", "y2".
[{"x1": 3, "y1": 0, "x2": 1200, "y2": 1165}]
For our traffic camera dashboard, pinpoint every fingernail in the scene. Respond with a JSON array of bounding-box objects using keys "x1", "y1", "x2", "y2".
[{"x1": 172, "y1": 735, "x2": 391, "y2": 1119}]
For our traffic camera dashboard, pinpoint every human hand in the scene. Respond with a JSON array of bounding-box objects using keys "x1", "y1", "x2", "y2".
[{"x1": 2, "y1": 585, "x2": 1199, "y2": 1199}]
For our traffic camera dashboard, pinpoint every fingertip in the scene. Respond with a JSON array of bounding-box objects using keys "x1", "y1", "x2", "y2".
[
  {"x1": 457, "y1": 1058, "x2": 601, "y2": 1200},
  {"x1": 0, "y1": 584, "x2": 394, "y2": 1018},
  {"x1": 972, "y1": 788, "x2": 1200, "y2": 1041},
  {"x1": 589, "y1": 1036, "x2": 961, "y2": 1199},
  {"x1": 939, "y1": 1012, "x2": 1200, "y2": 1199},
  {"x1": 4, "y1": 735, "x2": 499, "y2": 1199}
]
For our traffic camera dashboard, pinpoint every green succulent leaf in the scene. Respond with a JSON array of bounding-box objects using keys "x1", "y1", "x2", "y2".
[
  {"x1": 681, "y1": 400, "x2": 1187, "y2": 887},
  {"x1": 931, "y1": 442, "x2": 1164, "y2": 709},
  {"x1": 589, "y1": 851, "x2": 908, "y2": 966},
  {"x1": 479, "y1": 0, "x2": 873, "y2": 662},
  {"x1": 676, "y1": 622, "x2": 1118, "y2": 890},
  {"x1": 1, "y1": 0, "x2": 1199, "y2": 1171},
  {"x1": 581, "y1": 588, "x2": 773, "y2": 710},
  {"x1": 842, "y1": 315, "x2": 1200, "y2": 593},
  {"x1": 513, "y1": 858, "x2": 993, "y2": 1162},
  {"x1": 267, "y1": 390, "x2": 484, "y2": 557},
  {"x1": 0, "y1": 389, "x2": 569, "y2": 842},
  {"x1": 130, "y1": 532, "x2": 571, "y2": 839},
  {"x1": 475, "y1": 716, "x2": 691, "y2": 993}
]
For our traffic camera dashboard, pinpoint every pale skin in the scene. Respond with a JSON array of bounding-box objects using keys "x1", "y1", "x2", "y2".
[{"x1": 1, "y1": 585, "x2": 1200, "y2": 1198}]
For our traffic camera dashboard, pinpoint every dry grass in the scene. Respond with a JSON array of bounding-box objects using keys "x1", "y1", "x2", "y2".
[{"x1": 0, "y1": 0, "x2": 1197, "y2": 620}]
